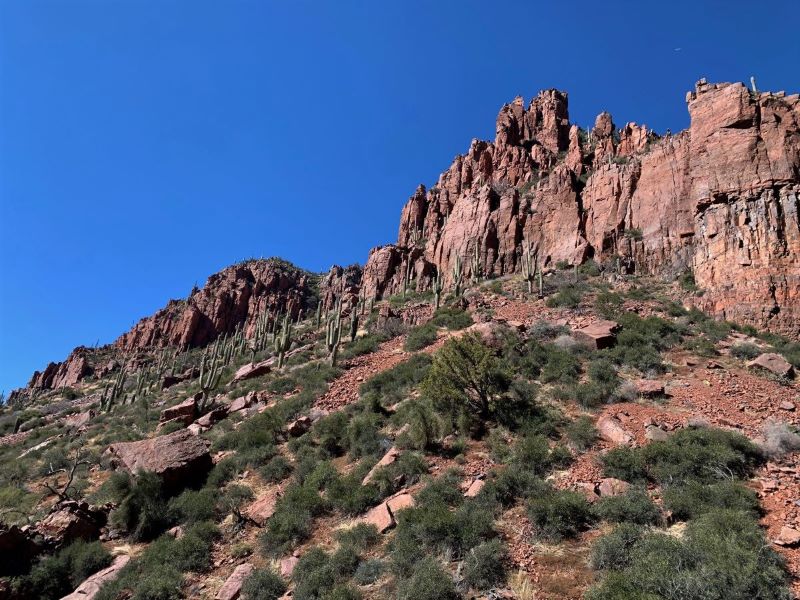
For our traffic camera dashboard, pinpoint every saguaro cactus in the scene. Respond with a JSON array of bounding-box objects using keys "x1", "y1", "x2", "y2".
[
  {"x1": 274, "y1": 314, "x2": 292, "y2": 369},
  {"x1": 452, "y1": 255, "x2": 463, "y2": 298},
  {"x1": 198, "y1": 349, "x2": 223, "y2": 411},
  {"x1": 521, "y1": 240, "x2": 536, "y2": 294},
  {"x1": 349, "y1": 308, "x2": 359, "y2": 342},
  {"x1": 432, "y1": 269, "x2": 443, "y2": 310},
  {"x1": 471, "y1": 241, "x2": 482, "y2": 284},
  {"x1": 326, "y1": 301, "x2": 342, "y2": 366}
]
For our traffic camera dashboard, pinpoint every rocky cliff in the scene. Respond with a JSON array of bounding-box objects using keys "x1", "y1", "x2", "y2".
[{"x1": 360, "y1": 80, "x2": 800, "y2": 336}]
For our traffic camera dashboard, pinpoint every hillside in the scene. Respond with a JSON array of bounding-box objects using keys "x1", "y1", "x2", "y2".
[{"x1": 1, "y1": 80, "x2": 799, "y2": 600}]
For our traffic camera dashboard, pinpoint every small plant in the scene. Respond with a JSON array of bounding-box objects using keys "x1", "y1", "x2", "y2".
[
  {"x1": 730, "y1": 342, "x2": 762, "y2": 360},
  {"x1": 565, "y1": 416, "x2": 598, "y2": 451},
  {"x1": 595, "y1": 489, "x2": 662, "y2": 525},
  {"x1": 404, "y1": 322, "x2": 438, "y2": 351},
  {"x1": 241, "y1": 567, "x2": 286, "y2": 600},
  {"x1": 463, "y1": 539, "x2": 506, "y2": 590},
  {"x1": 527, "y1": 487, "x2": 596, "y2": 541}
]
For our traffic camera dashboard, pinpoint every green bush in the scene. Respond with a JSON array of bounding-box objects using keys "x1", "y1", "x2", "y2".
[
  {"x1": 526, "y1": 487, "x2": 595, "y2": 541},
  {"x1": 396, "y1": 556, "x2": 459, "y2": 600},
  {"x1": 259, "y1": 483, "x2": 326, "y2": 555},
  {"x1": 292, "y1": 546, "x2": 361, "y2": 600},
  {"x1": 326, "y1": 470, "x2": 381, "y2": 516},
  {"x1": 565, "y1": 416, "x2": 598, "y2": 451},
  {"x1": 169, "y1": 488, "x2": 216, "y2": 525},
  {"x1": 343, "y1": 333, "x2": 385, "y2": 359},
  {"x1": 662, "y1": 480, "x2": 760, "y2": 520},
  {"x1": 463, "y1": 539, "x2": 506, "y2": 591},
  {"x1": 539, "y1": 346, "x2": 581, "y2": 385},
  {"x1": 730, "y1": 343, "x2": 762, "y2": 360},
  {"x1": 353, "y1": 558, "x2": 384, "y2": 585},
  {"x1": 589, "y1": 522, "x2": 644, "y2": 571},
  {"x1": 429, "y1": 307, "x2": 473, "y2": 330},
  {"x1": 259, "y1": 455, "x2": 293, "y2": 483},
  {"x1": 545, "y1": 284, "x2": 583, "y2": 309},
  {"x1": 14, "y1": 540, "x2": 111, "y2": 600},
  {"x1": 603, "y1": 426, "x2": 763, "y2": 485},
  {"x1": 608, "y1": 313, "x2": 683, "y2": 373},
  {"x1": 595, "y1": 489, "x2": 661, "y2": 525},
  {"x1": 422, "y1": 333, "x2": 511, "y2": 429},
  {"x1": 110, "y1": 471, "x2": 171, "y2": 541},
  {"x1": 241, "y1": 568, "x2": 286, "y2": 600},
  {"x1": 345, "y1": 413, "x2": 383, "y2": 459},
  {"x1": 587, "y1": 510, "x2": 790, "y2": 600},
  {"x1": 404, "y1": 322, "x2": 438, "y2": 351},
  {"x1": 334, "y1": 523, "x2": 380, "y2": 552},
  {"x1": 359, "y1": 353, "x2": 432, "y2": 408}
]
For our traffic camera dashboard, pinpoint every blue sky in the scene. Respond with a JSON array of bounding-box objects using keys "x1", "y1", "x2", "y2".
[{"x1": 1, "y1": 0, "x2": 798, "y2": 393}]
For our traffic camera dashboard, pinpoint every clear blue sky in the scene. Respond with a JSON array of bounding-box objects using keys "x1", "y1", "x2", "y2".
[{"x1": 1, "y1": 0, "x2": 798, "y2": 393}]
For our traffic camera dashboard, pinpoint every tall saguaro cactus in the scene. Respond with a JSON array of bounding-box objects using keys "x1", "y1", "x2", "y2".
[
  {"x1": 432, "y1": 269, "x2": 443, "y2": 310},
  {"x1": 471, "y1": 241, "x2": 482, "y2": 284},
  {"x1": 521, "y1": 239, "x2": 537, "y2": 295},
  {"x1": 349, "y1": 308, "x2": 359, "y2": 342},
  {"x1": 274, "y1": 313, "x2": 292, "y2": 369},
  {"x1": 452, "y1": 255, "x2": 463, "y2": 298},
  {"x1": 326, "y1": 301, "x2": 342, "y2": 366}
]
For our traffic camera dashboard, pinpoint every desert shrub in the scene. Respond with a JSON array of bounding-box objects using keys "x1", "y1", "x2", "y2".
[
  {"x1": 526, "y1": 487, "x2": 595, "y2": 541},
  {"x1": 368, "y1": 451, "x2": 427, "y2": 498},
  {"x1": 343, "y1": 333, "x2": 384, "y2": 359},
  {"x1": 595, "y1": 290, "x2": 624, "y2": 319},
  {"x1": 259, "y1": 455, "x2": 293, "y2": 483},
  {"x1": 169, "y1": 488, "x2": 216, "y2": 524},
  {"x1": 572, "y1": 358, "x2": 619, "y2": 407},
  {"x1": 404, "y1": 322, "x2": 438, "y2": 351},
  {"x1": 326, "y1": 470, "x2": 381, "y2": 516},
  {"x1": 603, "y1": 427, "x2": 763, "y2": 485},
  {"x1": 259, "y1": 483, "x2": 326, "y2": 555},
  {"x1": 608, "y1": 313, "x2": 682, "y2": 373},
  {"x1": 546, "y1": 283, "x2": 584, "y2": 309},
  {"x1": 730, "y1": 343, "x2": 762, "y2": 360},
  {"x1": 230, "y1": 542, "x2": 253, "y2": 559},
  {"x1": 14, "y1": 540, "x2": 111, "y2": 599},
  {"x1": 679, "y1": 269, "x2": 697, "y2": 291},
  {"x1": 662, "y1": 481, "x2": 760, "y2": 520},
  {"x1": 334, "y1": 523, "x2": 380, "y2": 552},
  {"x1": 268, "y1": 376, "x2": 297, "y2": 394},
  {"x1": 293, "y1": 546, "x2": 360, "y2": 600},
  {"x1": 587, "y1": 510, "x2": 790, "y2": 600},
  {"x1": 353, "y1": 558, "x2": 384, "y2": 585},
  {"x1": 396, "y1": 556, "x2": 459, "y2": 600},
  {"x1": 565, "y1": 416, "x2": 598, "y2": 451},
  {"x1": 528, "y1": 320, "x2": 569, "y2": 341},
  {"x1": 429, "y1": 307, "x2": 473, "y2": 330},
  {"x1": 539, "y1": 346, "x2": 581, "y2": 385},
  {"x1": 393, "y1": 398, "x2": 442, "y2": 450},
  {"x1": 579, "y1": 260, "x2": 602, "y2": 277},
  {"x1": 589, "y1": 522, "x2": 644, "y2": 571},
  {"x1": 422, "y1": 333, "x2": 511, "y2": 429},
  {"x1": 463, "y1": 539, "x2": 506, "y2": 591},
  {"x1": 206, "y1": 455, "x2": 243, "y2": 488},
  {"x1": 359, "y1": 353, "x2": 432, "y2": 408},
  {"x1": 760, "y1": 419, "x2": 800, "y2": 457},
  {"x1": 241, "y1": 567, "x2": 286, "y2": 600},
  {"x1": 684, "y1": 336, "x2": 718, "y2": 357},
  {"x1": 595, "y1": 489, "x2": 661, "y2": 525},
  {"x1": 110, "y1": 471, "x2": 171, "y2": 541},
  {"x1": 345, "y1": 413, "x2": 383, "y2": 459}
]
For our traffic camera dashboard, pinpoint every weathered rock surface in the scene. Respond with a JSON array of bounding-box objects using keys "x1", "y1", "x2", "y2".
[
  {"x1": 106, "y1": 429, "x2": 212, "y2": 490},
  {"x1": 361, "y1": 81, "x2": 800, "y2": 336},
  {"x1": 29, "y1": 347, "x2": 93, "y2": 390},
  {"x1": 117, "y1": 259, "x2": 313, "y2": 352},
  {"x1": 245, "y1": 488, "x2": 281, "y2": 526},
  {"x1": 159, "y1": 397, "x2": 197, "y2": 424},
  {"x1": 215, "y1": 563, "x2": 254, "y2": 600},
  {"x1": 573, "y1": 320, "x2": 619, "y2": 349},
  {"x1": 597, "y1": 416, "x2": 634, "y2": 445},
  {"x1": 747, "y1": 353, "x2": 795, "y2": 378},
  {"x1": 362, "y1": 447, "x2": 400, "y2": 485},
  {"x1": 36, "y1": 501, "x2": 107, "y2": 547},
  {"x1": 232, "y1": 360, "x2": 272, "y2": 383},
  {"x1": 61, "y1": 554, "x2": 130, "y2": 600}
]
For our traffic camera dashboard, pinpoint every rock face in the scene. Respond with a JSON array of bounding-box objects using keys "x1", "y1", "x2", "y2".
[
  {"x1": 29, "y1": 347, "x2": 93, "y2": 390},
  {"x1": 61, "y1": 554, "x2": 130, "y2": 600},
  {"x1": 36, "y1": 501, "x2": 107, "y2": 547},
  {"x1": 117, "y1": 258, "x2": 314, "y2": 352},
  {"x1": 747, "y1": 352, "x2": 795, "y2": 378},
  {"x1": 106, "y1": 429, "x2": 212, "y2": 490},
  {"x1": 361, "y1": 81, "x2": 800, "y2": 336},
  {"x1": 319, "y1": 264, "x2": 363, "y2": 311},
  {"x1": 216, "y1": 563, "x2": 255, "y2": 600}
]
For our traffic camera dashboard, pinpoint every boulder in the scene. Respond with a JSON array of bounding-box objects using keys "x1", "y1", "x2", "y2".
[
  {"x1": 287, "y1": 416, "x2": 312, "y2": 437},
  {"x1": 573, "y1": 320, "x2": 619, "y2": 349},
  {"x1": 774, "y1": 525, "x2": 800, "y2": 547},
  {"x1": 61, "y1": 554, "x2": 130, "y2": 600},
  {"x1": 36, "y1": 501, "x2": 107, "y2": 547},
  {"x1": 644, "y1": 424, "x2": 670, "y2": 442},
  {"x1": 233, "y1": 361, "x2": 272, "y2": 383},
  {"x1": 195, "y1": 406, "x2": 229, "y2": 428},
  {"x1": 362, "y1": 447, "x2": 401, "y2": 485},
  {"x1": 386, "y1": 492, "x2": 415, "y2": 513},
  {"x1": 64, "y1": 410, "x2": 94, "y2": 431},
  {"x1": 598, "y1": 478, "x2": 631, "y2": 497},
  {"x1": 216, "y1": 563, "x2": 255, "y2": 600},
  {"x1": 363, "y1": 502, "x2": 394, "y2": 533},
  {"x1": 747, "y1": 353, "x2": 794, "y2": 378},
  {"x1": 245, "y1": 488, "x2": 281, "y2": 526},
  {"x1": 106, "y1": 429, "x2": 212, "y2": 491},
  {"x1": 280, "y1": 556, "x2": 299, "y2": 578},
  {"x1": 229, "y1": 391, "x2": 257, "y2": 413},
  {"x1": 597, "y1": 416, "x2": 634, "y2": 445},
  {"x1": 464, "y1": 478, "x2": 485, "y2": 498},
  {"x1": 634, "y1": 379, "x2": 665, "y2": 398},
  {"x1": 159, "y1": 397, "x2": 197, "y2": 425}
]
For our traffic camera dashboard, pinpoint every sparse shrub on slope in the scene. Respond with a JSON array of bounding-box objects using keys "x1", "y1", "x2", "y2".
[
  {"x1": 526, "y1": 486, "x2": 596, "y2": 541},
  {"x1": 404, "y1": 322, "x2": 438, "y2": 351}
]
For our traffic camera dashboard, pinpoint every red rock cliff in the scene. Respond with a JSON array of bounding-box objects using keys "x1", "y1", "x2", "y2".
[{"x1": 361, "y1": 80, "x2": 799, "y2": 335}]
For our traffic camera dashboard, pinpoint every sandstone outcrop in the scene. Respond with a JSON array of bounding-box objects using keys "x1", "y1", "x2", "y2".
[
  {"x1": 361, "y1": 81, "x2": 799, "y2": 336},
  {"x1": 29, "y1": 348, "x2": 93, "y2": 390},
  {"x1": 106, "y1": 429, "x2": 212, "y2": 490}
]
